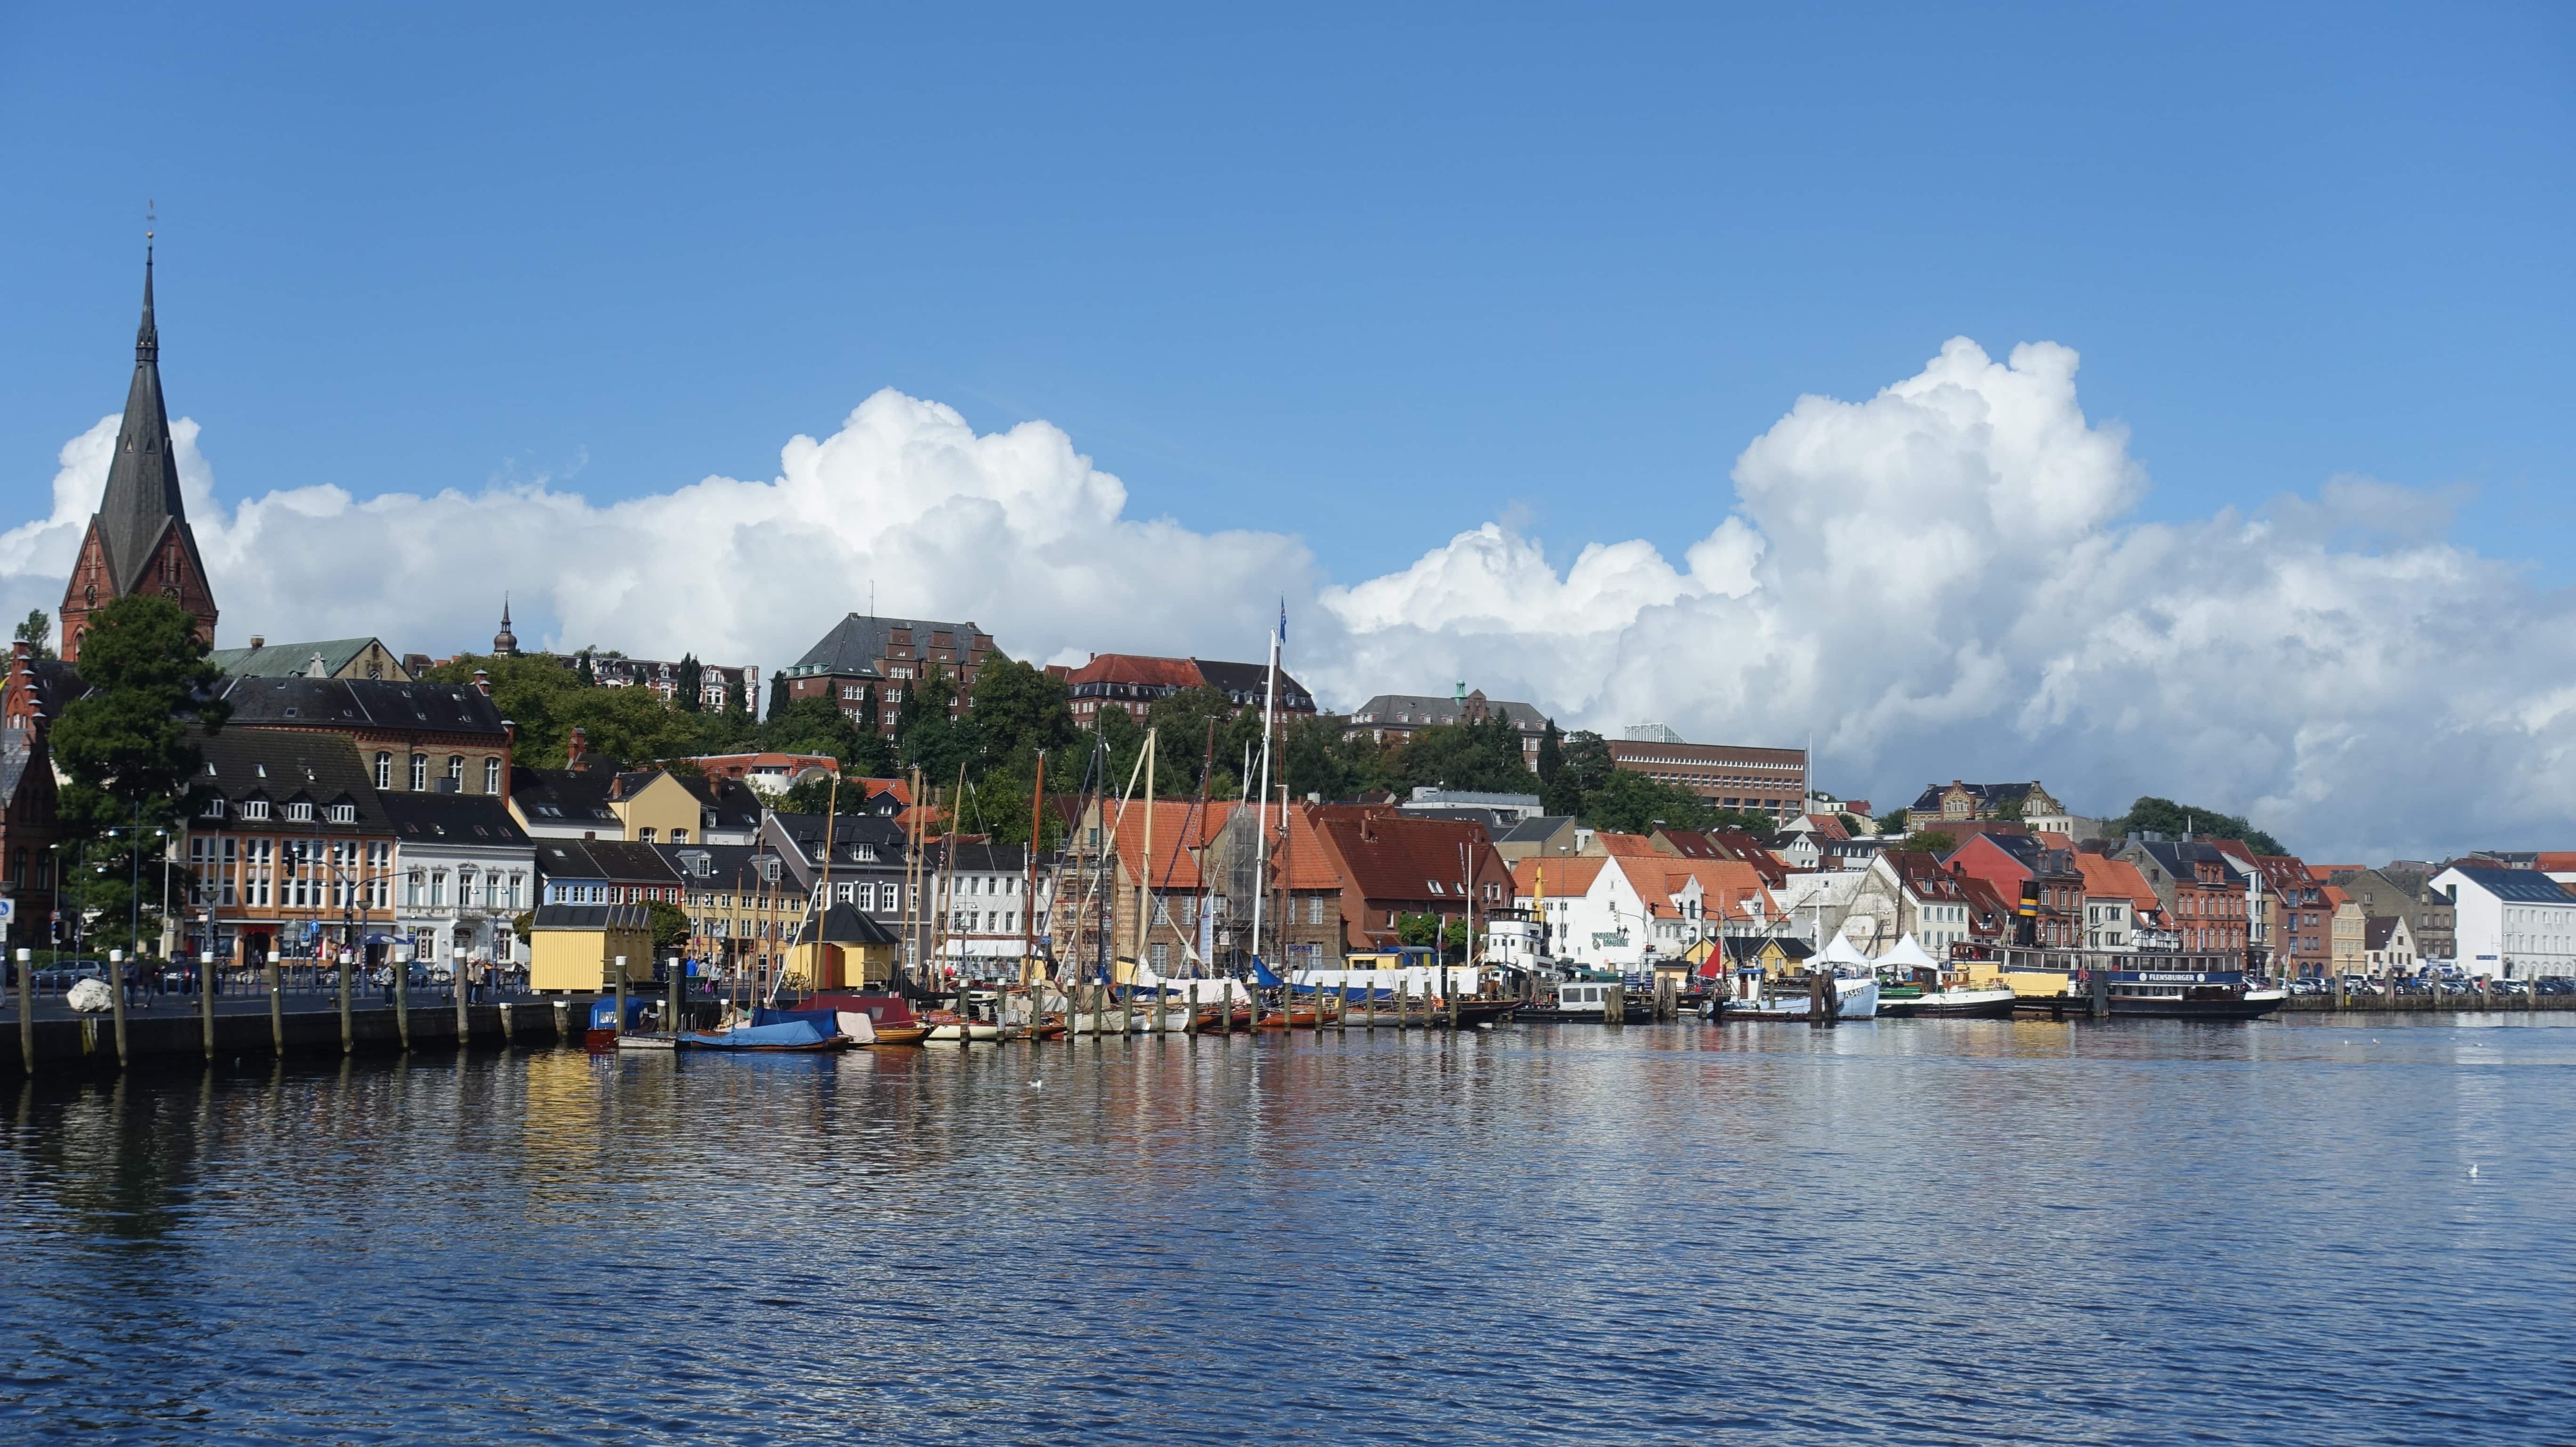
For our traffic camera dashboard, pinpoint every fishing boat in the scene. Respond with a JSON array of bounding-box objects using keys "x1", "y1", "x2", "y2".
[
  {"x1": 1515, "y1": 972, "x2": 1654, "y2": 1023},
  {"x1": 1871, "y1": 935, "x2": 2018, "y2": 1019},
  {"x1": 585, "y1": 994, "x2": 655, "y2": 1050},
  {"x1": 1712, "y1": 967, "x2": 1881, "y2": 1022}
]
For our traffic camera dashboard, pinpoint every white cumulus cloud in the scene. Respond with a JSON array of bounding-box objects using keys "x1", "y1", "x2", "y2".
[{"x1": 5, "y1": 340, "x2": 2567, "y2": 861}]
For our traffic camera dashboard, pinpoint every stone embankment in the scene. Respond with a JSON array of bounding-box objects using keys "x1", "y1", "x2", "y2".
[{"x1": 2, "y1": 998, "x2": 597, "y2": 1074}]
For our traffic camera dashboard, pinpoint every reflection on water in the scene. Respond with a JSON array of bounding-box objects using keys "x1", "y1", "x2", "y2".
[{"x1": 2, "y1": 1018, "x2": 2571, "y2": 1445}]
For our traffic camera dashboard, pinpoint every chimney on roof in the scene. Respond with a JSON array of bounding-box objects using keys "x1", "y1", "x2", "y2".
[
  {"x1": 567, "y1": 726, "x2": 587, "y2": 767},
  {"x1": 472, "y1": 668, "x2": 491, "y2": 697},
  {"x1": 249, "y1": 635, "x2": 265, "y2": 650}
]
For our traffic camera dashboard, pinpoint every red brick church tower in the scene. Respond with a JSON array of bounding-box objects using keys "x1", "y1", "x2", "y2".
[{"x1": 59, "y1": 245, "x2": 217, "y2": 663}]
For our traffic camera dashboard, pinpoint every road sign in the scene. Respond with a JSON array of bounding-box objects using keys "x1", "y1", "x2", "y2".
[{"x1": 0, "y1": 898, "x2": 15, "y2": 923}]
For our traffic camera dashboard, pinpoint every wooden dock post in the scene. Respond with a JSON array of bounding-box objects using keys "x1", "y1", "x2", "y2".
[
  {"x1": 13, "y1": 950, "x2": 30, "y2": 1076},
  {"x1": 394, "y1": 944, "x2": 412, "y2": 1051},
  {"x1": 266, "y1": 954, "x2": 283, "y2": 1054},
  {"x1": 665, "y1": 954, "x2": 682, "y2": 1044},
  {"x1": 499, "y1": 1000, "x2": 516, "y2": 1043},
  {"x1": 613, "y1": 954, "x2": 628, "y2": 1049},
  {"x1": 1655, "y1": 973, "x2": 1675, "y2": 1022},
  {"x1": 1605, "y1": 979, "x2": 1625, "y2": 1028},
  {"x1": 1806, "y1": 972, "x2": 1826, "y2": 1029},
  {"x1": 1336, "y1": 978, "x2": 1349, "y2": 1030},
  {"x1": 108, "y1": 950, "x2": 129, "y2": 1068},
  {"x1": 2089, "y1": 967, "x2": 2110, "y2": 1020},
  {"x1": 338, "y1": 946, "x2": 354, "y2": 1054},
  {"x1": 457, "y1": 953, "x2": 472, "y2": 1047},
  {"x1": 199, "y1": 949, "x2": 216, "y2": 1062}
]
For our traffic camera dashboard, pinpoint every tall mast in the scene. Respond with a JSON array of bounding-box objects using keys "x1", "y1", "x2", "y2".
[
  {"x1": 1134, "y1": 728, "x2": 1156, "y2": 978},
  {"x1": 1021, "y1": 752, "x2": 1045, "y2": 986},
  {"x1": 1250, "y1": 612, "x2": 1280, "y2": 972},
  {"x1": 816, "y1": 774, "x2": 838, "y2": 994}
]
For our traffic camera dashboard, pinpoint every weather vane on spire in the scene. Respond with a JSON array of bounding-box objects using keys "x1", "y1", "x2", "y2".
[{"x1": 146, "y1": 197, "x2": 155, "y2": 242}]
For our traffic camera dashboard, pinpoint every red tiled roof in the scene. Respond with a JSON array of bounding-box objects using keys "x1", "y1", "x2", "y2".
[
  {"x1": 1595, "y1": 833, "x2": 1658, "y2": 857},
  {"x1": 2073, "y1": 853, "x2": 2159, "y2": 911},
  {"x1": 1310, "y1": 810, "x2": 1507, "y2": 905},
  {"x1": 1513, "y1": 856, "x2": 1605, "y2": 899},
  {"x1": 1059, "y1": 653, "x2": 1207, "y2": 691}
]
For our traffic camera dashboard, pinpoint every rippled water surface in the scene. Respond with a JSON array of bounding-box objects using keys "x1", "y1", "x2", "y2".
[{"x1": 2, "y1": 1016, "x2": 2572, "y2": 1444}]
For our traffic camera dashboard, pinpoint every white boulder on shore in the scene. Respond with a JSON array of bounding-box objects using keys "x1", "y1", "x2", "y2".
[{"x1": 66, "y1": 978, "x2": 113, "y2": 1013}]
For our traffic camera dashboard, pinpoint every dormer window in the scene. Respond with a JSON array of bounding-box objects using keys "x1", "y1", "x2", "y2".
[
  {"x1": 200, "y1": 797, "x2": 226, "y2": 819},
  {"x1": 329, "y1": 803, "x2": 356, "y2": 824},
  {"x1": 284, "y1": 801, "x2": 314, "y2": 822},
  {"x1": 242, "y1": 800, "x2": 270, "y2": 821}
]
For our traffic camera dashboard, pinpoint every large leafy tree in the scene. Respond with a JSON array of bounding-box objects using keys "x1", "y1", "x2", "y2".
[
  {"x1": 2108, "y1": 796, "x2": 2284, "y2": 855},
  {"x1": 968, "y1": 657, "x2": 1076, "y2": 767},
  {"x1": 1542, "y1": 730, "x2": 1614, "y2": 816},
  {"x1": 673, "y1": 654, "x2": 704, "y2": 713},
  {"x1": 1575, "y1": 768, "x2": 1716, "y2": 835},
  {"x1": 51, "y1": 597, "x2": 229, "y2": 953},
  {"x1": 1389, "y1": 716, "x2": 1538, "y2": 795},
  {"x1": 644, "y1": 898, "x2": 692, "y2": 953}
]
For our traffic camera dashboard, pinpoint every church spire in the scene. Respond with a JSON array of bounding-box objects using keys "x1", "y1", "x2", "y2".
[
  {"x1": 61, "y1": 238, "x2": 216, "y2": 664},
  {"x1": 492, "y1": 594, "x2": 520, "y2": 656},
  {"x1": 95, "y1": 241, "x2": 194, "y2": 593},
  {"x1": 137, "y1": 242, "x2": 159, "y2": 360}
]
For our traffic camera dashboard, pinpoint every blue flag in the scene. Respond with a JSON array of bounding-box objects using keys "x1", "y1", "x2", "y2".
[{"x1": 1278, "y1": 597, "x2": 1288, "y2": 646}]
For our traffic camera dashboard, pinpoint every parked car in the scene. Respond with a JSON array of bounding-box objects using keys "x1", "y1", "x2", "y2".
[{"x1": 31, "y1": 962, "x2": 106, "y2": 992}]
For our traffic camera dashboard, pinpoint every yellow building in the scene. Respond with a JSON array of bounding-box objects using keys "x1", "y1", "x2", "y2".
[
  {"x1": 528, "y1": 903, "x2": 655, "y2": 993},
  {"x1": 784, "y1": 902, "x2": 901, "y2": 991}
]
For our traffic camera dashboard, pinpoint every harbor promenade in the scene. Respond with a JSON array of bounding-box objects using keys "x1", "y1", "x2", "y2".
[{"x1": 0, "y1": 990, "x2": 602, "y2": 1073}]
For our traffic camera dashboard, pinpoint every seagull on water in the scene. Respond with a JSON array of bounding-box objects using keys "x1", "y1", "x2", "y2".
[
  {"x1": 2469, "y1": 1164, "x2": 2479, "y2": 1178},
  {"x1": 1030, "y1": 1079, "x2": 1045, "y2": 1090}
]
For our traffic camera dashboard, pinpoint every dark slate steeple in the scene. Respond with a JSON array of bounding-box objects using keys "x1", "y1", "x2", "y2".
[{"x1": 96, "y1": 244, "x2": 205, "y2": 595}]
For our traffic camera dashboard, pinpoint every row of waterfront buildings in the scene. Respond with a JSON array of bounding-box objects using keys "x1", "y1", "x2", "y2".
[{"x1": 9, "y1": 253, "x2": 2572, "y2": 984}]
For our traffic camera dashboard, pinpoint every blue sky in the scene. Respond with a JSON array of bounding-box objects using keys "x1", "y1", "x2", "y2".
[
  {"x1": 4, "y1": 3, "x2": 2569, "y2": 584},
  {"x1": 5, "y1": 4, "x2": 2575, "y2": 855}
]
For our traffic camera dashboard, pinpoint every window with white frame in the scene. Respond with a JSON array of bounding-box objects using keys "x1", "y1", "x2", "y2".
[
  {"x1": 484, "y1": 758, "x2": 501, "y2": 794},
  {"x1": 410, "y1": 754, "x2": 427, "y2": 791}
]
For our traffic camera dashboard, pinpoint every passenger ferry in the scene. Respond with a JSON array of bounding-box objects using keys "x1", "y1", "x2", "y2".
[{"x1": 1983, "y1": 947, "x2": 2285, "y2": 1020}]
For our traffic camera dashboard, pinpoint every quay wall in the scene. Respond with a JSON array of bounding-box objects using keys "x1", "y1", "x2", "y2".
[
  {"x1": 2278, "y1": 993, "x2": 2576, "y2": 1014},
  {"x1": 0, "y1": 999, "x2": 594, "y2": 1075}
]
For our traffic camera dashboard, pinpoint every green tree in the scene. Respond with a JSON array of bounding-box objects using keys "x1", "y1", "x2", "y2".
[
  {"x1": 1543, "y1": 730, "x2": 1614, "y2": 816},
  {"x1": 2107, "y1": 796, "x2": 2284, "y2": 855},
  {"x1": 1703, "y1": 808, "x2": 1778, "y2": 835},
  {"x1": 723, "y1": 672, "x2": 747, "y2": 719},
  {"x1": 1281, "y1": 714, "x2": 1351, "y2": 801},
  {"x1": 898, "y1": 666, "x2": 978, "y2": 784},
  {"x1": 1576, "y1": 768, "x2": 1715, "y2": 835},
  {"x1": 1902, "y1": 830, "x2": 1958, "y2": 856},
  {"x1": 1536, "y1": 719, "x2": 1563, "y2": 787},
  {"x1": 766, "y1": 674, "x2": 790, "y2": 719},
  {"x1": 575, "y1": 649, "x2": 596, "y2": 686},
  {"x1": 967, "y1": 657, "x2": 1076, "y2": 765},
  {"x1": 1877, "y1": 807, "x2": 1910, "y2": 835},
  {"x1": 50, "y1": 597, "x2": 229, "y2": 955},
  {"x1": 1144, "y1": 687, "x2": 1240, "y2": 794},
  {"x1": 53, "y1": 596, "x2": 228, "y2": 834},
  {"x1": 1390, "y1": 716, "x2": 1539, "y2": 795},
  {"x1": 674, "y1": 654, "x2": 704, "y2": 713},
  {"x1": 644, "y1": 898, "x2": 691, "y2": 953},
  {"x1": 13, "y1": 609, "x2": 54, "y2": 661}
]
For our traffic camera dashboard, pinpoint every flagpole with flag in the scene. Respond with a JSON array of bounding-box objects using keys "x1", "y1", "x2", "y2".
[{"x1": 1249, "y1": 599, "x2": 1282, "y2": 978}]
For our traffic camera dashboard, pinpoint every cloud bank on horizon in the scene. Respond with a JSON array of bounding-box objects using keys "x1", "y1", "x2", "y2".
[{"x1": 3, "y1": 338, "x2": 2564, "y2": 862}]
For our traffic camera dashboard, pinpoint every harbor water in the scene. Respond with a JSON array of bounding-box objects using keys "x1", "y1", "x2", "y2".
[{"x1": 1, "y1": 1016, "x2": 2570, "y2": 1444}]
